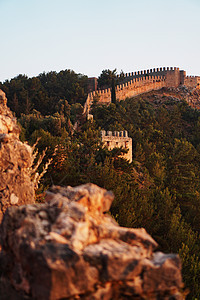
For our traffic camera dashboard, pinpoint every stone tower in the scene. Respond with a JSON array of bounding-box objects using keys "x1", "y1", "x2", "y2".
[{"x1": 101, "y1": 130, "x2": 132, "y2": 162}]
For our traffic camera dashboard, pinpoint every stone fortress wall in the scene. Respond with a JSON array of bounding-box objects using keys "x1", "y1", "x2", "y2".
[
  {"x1": 84, "y1": 67, "x2": 200, "y2": 115},
  {"x1": 101, "y1": 130, "x2": 132, "y2": 162},
  {"x1": 120, "y1": 67, "x2": 185, "y2": 87},
  {"x1": 184, "y1": 75, "x2": 200, "y2": 88},
  {"x1": 84, "y1": 67, "x2": 200, "y2": 163}
]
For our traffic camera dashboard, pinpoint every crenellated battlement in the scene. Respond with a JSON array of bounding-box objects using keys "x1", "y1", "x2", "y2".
[
  {"x1": 120, "y1": 67, "x2": 182, "y2": 88},
  {"x1": 84, "y1": 73, "x2": 166, "y2": 113},
  {"x1": 101, "y1": 130, "x2": 129, "y2": 138},
  {"x1": 119, "y1": 67, "x2": 180, "y2": 79},
  {"x1": 84, "y1": 67, "x2": 200, "y2": 117},
  {"x1": 101, "y1": 130, "x2": 132, "y2": 162}
]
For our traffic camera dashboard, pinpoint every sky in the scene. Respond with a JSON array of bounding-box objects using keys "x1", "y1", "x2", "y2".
[{"x1": 0, "y1": 0, "x2": 200, "y2": 82}]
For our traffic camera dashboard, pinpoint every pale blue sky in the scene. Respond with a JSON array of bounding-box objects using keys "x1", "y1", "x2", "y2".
[{"x1": 0, "y1": 0, "x2": 200, "y2": 82}]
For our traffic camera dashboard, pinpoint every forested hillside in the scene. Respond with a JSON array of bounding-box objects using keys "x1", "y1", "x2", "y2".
[
  {"x1": 1, "y1": 71, "x2": 200, "y2": 298},
  {"x1": 0, "y1": 70, "x2": 88, "y2": 116}
]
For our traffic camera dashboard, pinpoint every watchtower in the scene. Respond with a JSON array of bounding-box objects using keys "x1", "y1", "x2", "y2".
[{"x1": 101, "y1": 130, "x2": 132, "y2": 162}]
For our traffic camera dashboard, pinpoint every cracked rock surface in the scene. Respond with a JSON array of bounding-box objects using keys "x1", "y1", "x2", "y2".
[
  {"x1": 0, "y1": 89, "x2": 35, "y2": 222},
  {"x1": 1, "y1": 183, "x2": 183, "y2": 299}
]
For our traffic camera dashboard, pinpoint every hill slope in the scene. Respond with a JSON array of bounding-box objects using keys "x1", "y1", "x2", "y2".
[{"x1": 1, "y1": 70, "x2": 200, "y2": 298}]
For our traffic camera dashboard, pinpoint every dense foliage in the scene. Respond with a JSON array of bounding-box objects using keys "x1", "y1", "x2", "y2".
[
  {"x1": 0, "y1": 69, "x2": 88, "y2": 117},
  {"x1": 1, "y1": 70, "x2": 200, "y2": 298},
  {"x1": 91, "y1": 96, "x2": 200, "y2": 299},
  {"x1": 97, "y1": 68, "x2": 125, "y2": 90},
  {"x1": 97, "y1": 69, "x2": 117, "y2": 89}
]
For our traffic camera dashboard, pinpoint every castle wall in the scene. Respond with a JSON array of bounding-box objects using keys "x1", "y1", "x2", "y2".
[
  {"x1": 86, "y1": 75, "x2": 166, "y2": 108},
  {"x1": 83, "y1": 94, "x2": 92, "y2": 115},
  {"x1": 116, "y1": 76, "x2": 165, "y2": 101},
  {"x1": 83, "y1": 67, "x2": 200, "y2": 118},
  {"x1": 165, "y1": 69, "x2": 181, "y2": 87},
  {"x1": 180, "y1": 70, "x2": 186, "y2": 85},
  {"x1": 184, "y1": 76, "x2": 200, "y2": 89},
  {"x1": 101, "y1": 130, "x2": 132, "y2": 162},
  {"x1": 121, "y1": 67, "x2": 182, "y2": 88}
]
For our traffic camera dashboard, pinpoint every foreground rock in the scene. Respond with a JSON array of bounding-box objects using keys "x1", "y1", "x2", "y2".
[
  {"x1": 1, "y1": 183, "x2": 183, "y2": 299},
  {"x1": 0, "y1": 90, "x2": 35, "y2": 222}
]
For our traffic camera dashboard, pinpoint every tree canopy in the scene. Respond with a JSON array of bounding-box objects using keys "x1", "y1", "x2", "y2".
[
  {"x1": 0, "y1": 69, "x2": 88, "y2": 117},
  {"x1": 97, "y1": 69, "x2": 117, "y2": 89}
]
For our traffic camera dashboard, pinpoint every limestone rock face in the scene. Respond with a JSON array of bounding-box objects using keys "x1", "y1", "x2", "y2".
[
  {"x1": 0, "y1": 90, "x2": 35, "y2": 222},
  {"x1": 1, "y1": 183, "x2": 183, "y2": 299}
]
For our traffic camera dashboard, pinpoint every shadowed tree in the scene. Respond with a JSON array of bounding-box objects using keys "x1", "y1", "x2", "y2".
[
  {"x1": 111, "y1": 78, "x2": 116, "y2": 104},
  {"x1": 98, "y1": 69, "x2": 117, "y2": 89}
]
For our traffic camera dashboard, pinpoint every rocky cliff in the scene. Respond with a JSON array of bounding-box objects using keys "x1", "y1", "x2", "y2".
[
  {"x1": 0, "y1": 90, "x2": 184, "y2": 299},
  {"x1": 0, "y1": 183, "x2": 183, "y2": 299},
  {"x1": 0, "y1": 90, "x2": 35, "y2": 222}
]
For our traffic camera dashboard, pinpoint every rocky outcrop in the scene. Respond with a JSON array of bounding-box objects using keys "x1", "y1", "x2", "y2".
[
  {"x1": 1, "y1": 183, "x2": 183, "y2": 299},
  {"x1": 0, "y1": 90, "x2": 35, "y2": 222}
]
